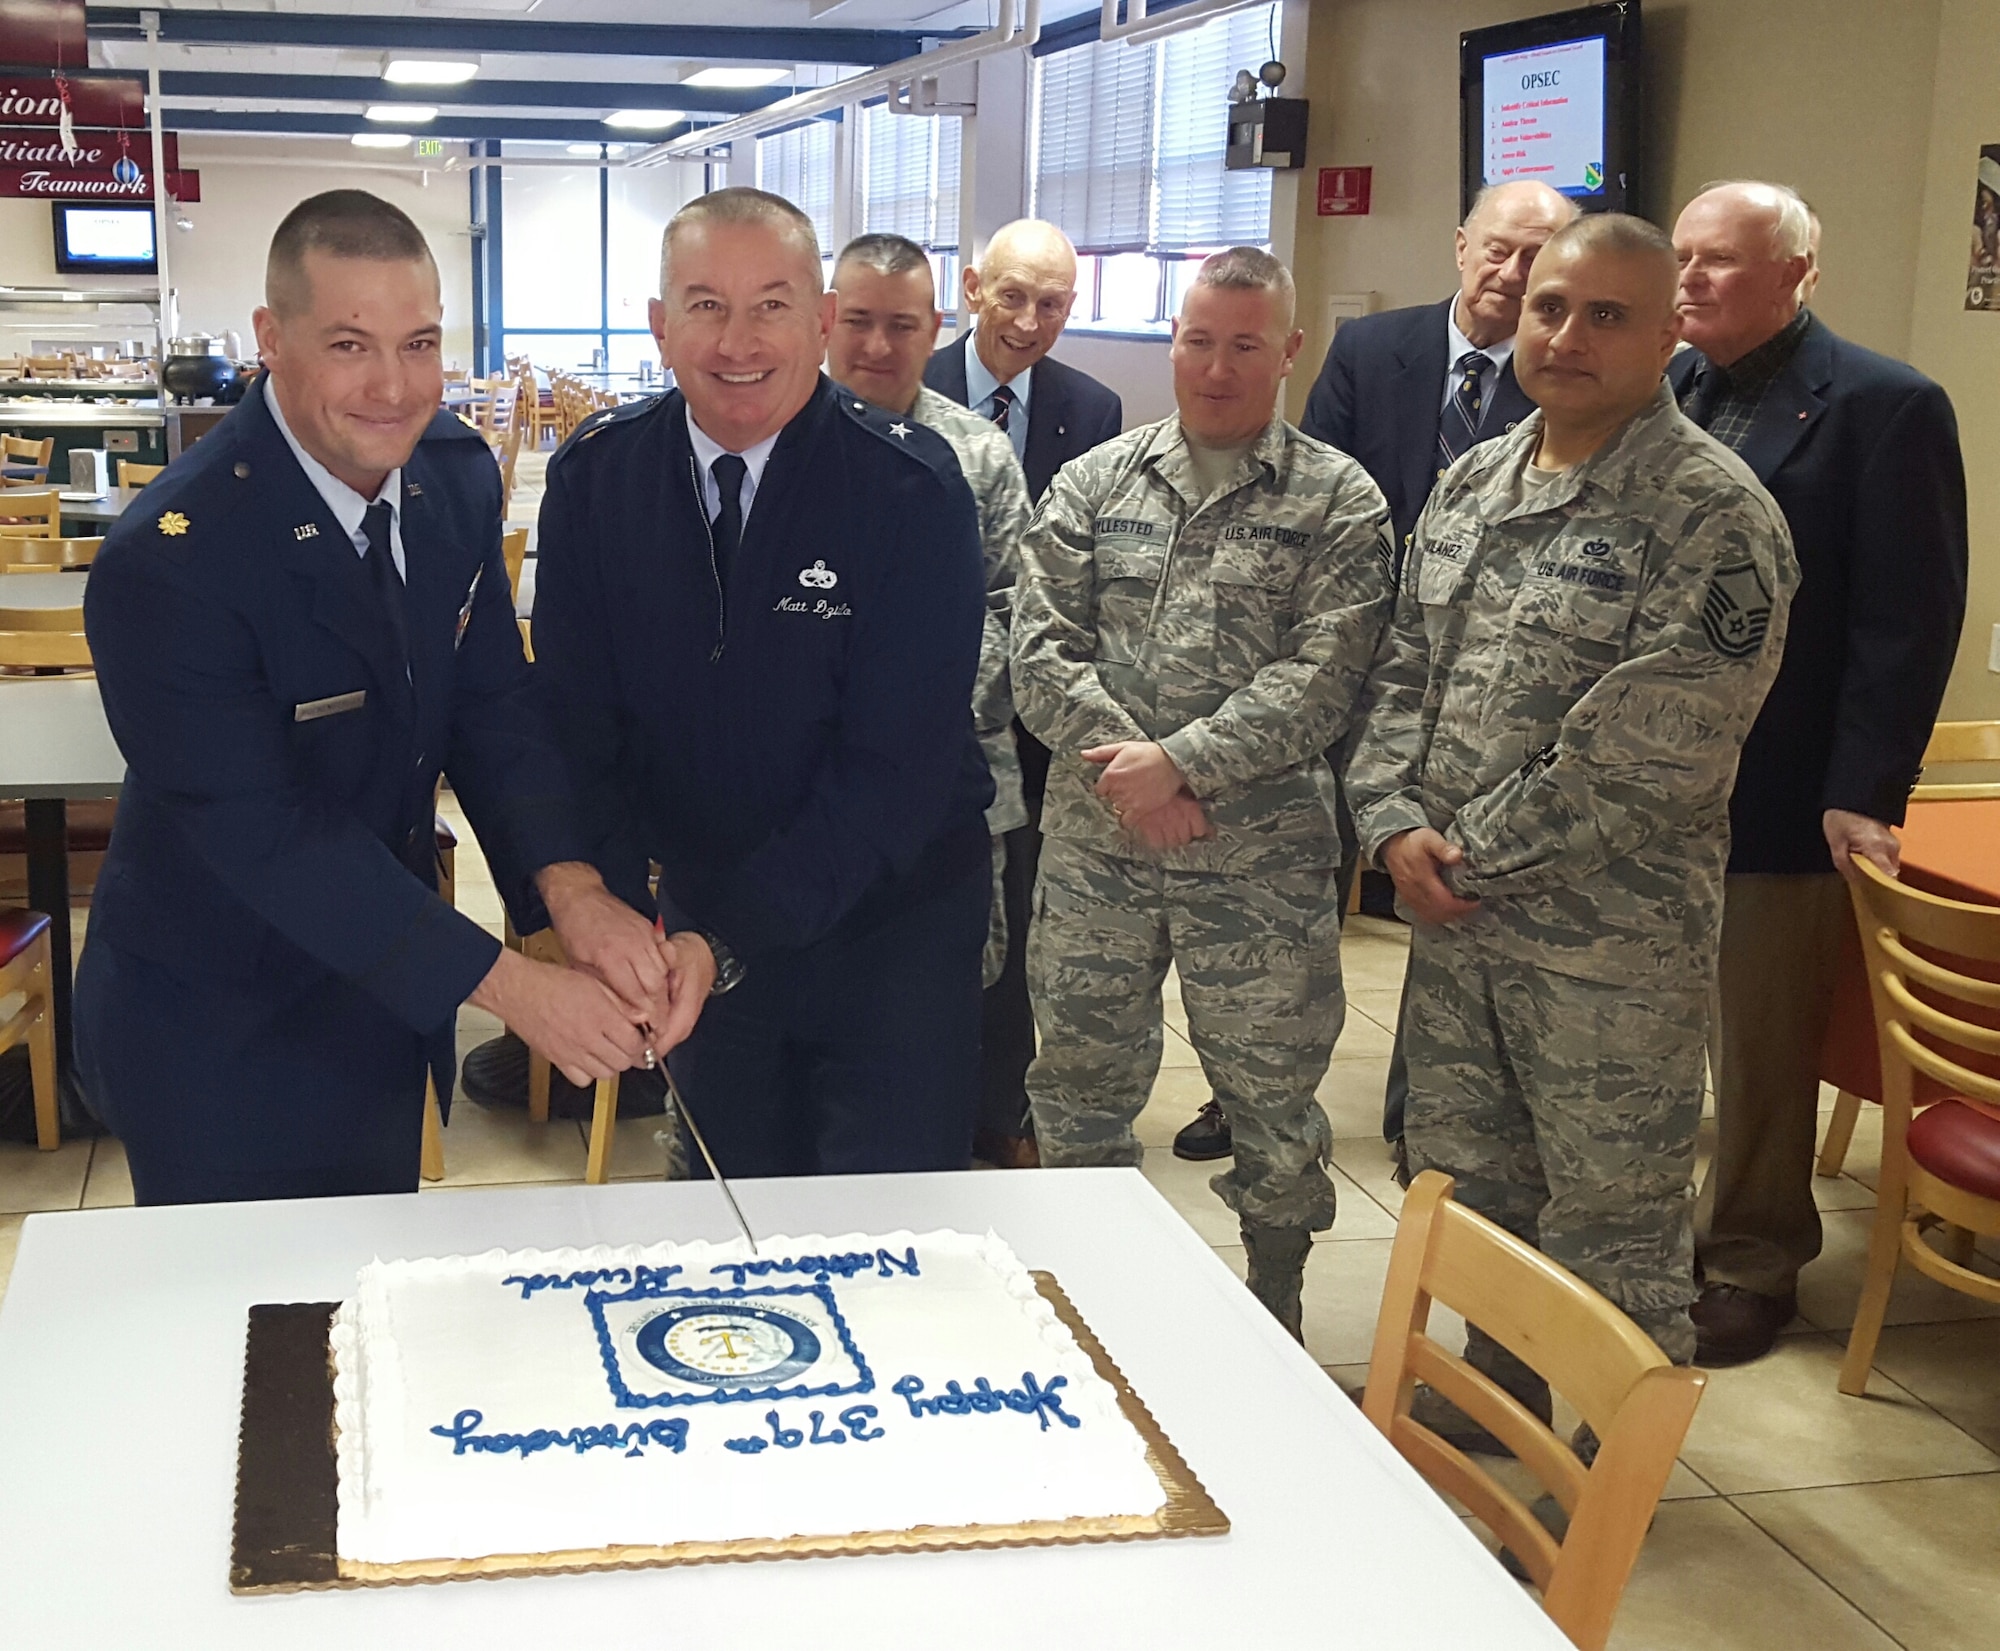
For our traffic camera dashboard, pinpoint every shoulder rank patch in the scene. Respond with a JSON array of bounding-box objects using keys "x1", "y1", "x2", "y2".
[
  {"x1": 1701, "y1": 559, "x2": 1774, "y2": 659},
  {"x1": 157, "y1": 511, "x2": 190, "y2": 537}
]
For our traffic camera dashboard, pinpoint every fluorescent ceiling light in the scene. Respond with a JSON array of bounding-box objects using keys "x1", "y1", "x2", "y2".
[
  {"x1": 567, "y1": 142, "x2": 629, "y2": 157},
  {"x1": 682, "y1": 67, "x2": 787, "y2": 88},
  {"x1": 605, "y1": 109, "x2": 684, "y2": 130},
  {"x1": 382, "y1": 58, "x2": 479, "y2": 85},
  {"x1": 352, "y1": 132, "x2": 413, "y2": 148},
  {"x1": 366, "y1": 104, "x2": 436, "y2": 123}
]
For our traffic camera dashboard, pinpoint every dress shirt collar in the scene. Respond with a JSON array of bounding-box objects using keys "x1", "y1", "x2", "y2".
[
  {"x1": 685, "y1": 407, "x2": 781, "y2": 521},
  {"x1": 963, "y1": 336, "x2": 1033, "y2": 463},
  {"x1": 265, "y1": 376, "x2": 404, "y2": 571},
  {"x1": 1445, "y1": 299, "x2": 1515, "y2": 383}
]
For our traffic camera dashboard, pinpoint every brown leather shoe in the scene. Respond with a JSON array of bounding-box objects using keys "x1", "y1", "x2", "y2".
[
  {"x1": 973, "y1": 1129, "x2": 1041, "y2": 1169},
  {"x1": 1692, "y1": 1283, "x2": 1797, "y2": 1367}
]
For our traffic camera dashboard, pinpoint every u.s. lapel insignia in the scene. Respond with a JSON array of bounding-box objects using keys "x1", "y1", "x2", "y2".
[
  {"x1": 454, "y1": 565, "x2": 483, "y2": 650},
  {"x1": 292, "y1": 522, "x2": 319, "y2": 541},
  {"x1": 156, "y1": 510, "x2": 190, "y2": 536},
  {"x1": 405, "y1": 480, "x2": 424, "y2": 497}
]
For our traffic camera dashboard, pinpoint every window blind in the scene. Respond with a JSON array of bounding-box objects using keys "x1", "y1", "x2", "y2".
[
  {"x1": 934, "y1": 115, "x2": 962, "y2": 250},
  {"x1": 1155, "y1": 5, "x2": 1274, "y2": 251},
  {"x1": 862, "y1": 102, "x2": 931, "y2": 242},
  {"x1": 755, "y1": 118, "x2": 837, "y2": 255},
  {"x1": 1032, "y1": 35, "x2": 1157, "y2": 255}
]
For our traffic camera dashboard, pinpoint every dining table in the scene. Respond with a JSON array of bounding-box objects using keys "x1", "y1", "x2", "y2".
[{"x1": 54, "y1": 485, "x2": 143, "y2": 531}]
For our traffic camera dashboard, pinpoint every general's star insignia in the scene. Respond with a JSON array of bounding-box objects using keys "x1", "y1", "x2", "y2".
[
  {"x1": 157, "y1": 511, "x2": 190, "y2": 537},
  {"x1": 888, "y1": 421, "x2": 911, "y2": 440}
]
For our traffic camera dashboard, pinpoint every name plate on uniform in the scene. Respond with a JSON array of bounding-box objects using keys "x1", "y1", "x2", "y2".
[{"x1": 295, "y1": 690, "x2": 366, "y2": 723}]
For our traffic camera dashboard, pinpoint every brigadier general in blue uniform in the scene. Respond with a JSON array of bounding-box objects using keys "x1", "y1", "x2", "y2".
[
  {"x1": 518, "y1": 186, "x2": 992, "y2": 1178},
  {"x1": 77, "y1": 191, "x2": 700, "y2": 1206}
]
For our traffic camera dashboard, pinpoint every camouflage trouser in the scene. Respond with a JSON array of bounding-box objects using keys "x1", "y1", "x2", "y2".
[
  {"x1": 983, "y1": 835, "x2": 1009, "y2": 990},
  {"x1": 1025, "y1": 837, "x2": 1341, "y2": 1231},
  {"x1": 1403, "y1": 927, "x2": 1702, "y2": 1363}
]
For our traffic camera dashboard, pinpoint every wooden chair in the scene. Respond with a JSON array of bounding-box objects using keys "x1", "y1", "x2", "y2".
[
  {"x1": 502, "y1": 526, "x2": 529, "y2": 608},
  {"x1": 1362, "y1": 1172, "x2": 1706, "y2": 1651},
  {"x1": 1818, "y1": 718, "x2": 2000, "y2": 1180},
  {"x1": 1, "y1": 435, "x2": 53, "y2": 484},
  {"x1": 497, "y1": 409, "x2": 527, "y2": 516},
  {"x1": 1838, "y1": 857, "x2": 2000, "y2": 1395},
  {"x1": 1, "y1": 537, "x2": 100, "y2": 572},
  {"x1": 116, "y1": 460, "x2": 166, "y2": 488},
  {"x1": 0, "y1": 491, "x2": 60, "y2": 537},
  {"x1": 0, "y1": 601, "x2": 90, "y2": 671},
  {"x1": 0, "y1": 908, "x2": 58, "y2": 1150}
]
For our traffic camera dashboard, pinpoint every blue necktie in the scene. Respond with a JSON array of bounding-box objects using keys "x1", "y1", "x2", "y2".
[
  {"x1": 709, "y1": 454, "x2": 747, "y2": 589},
  {"x1": 1437, "y1": 350, "x2": 1489, "y2": 480},
  {"x1": 361, "y1": 499, "x2": 408, "y2": 667}
]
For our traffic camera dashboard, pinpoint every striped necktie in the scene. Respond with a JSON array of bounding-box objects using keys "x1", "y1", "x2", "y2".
[
  {"x1": 988, "y1": 383, "x2": 1016, "y2": 432},
  {"x1": 1437, "y1": 349, "x2": 1490, "y2": 480}
]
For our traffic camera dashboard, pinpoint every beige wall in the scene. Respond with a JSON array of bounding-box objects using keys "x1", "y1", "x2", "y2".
[
  {"x1": 1908, "y1": 0, "x2": 2000, "y2": 718},
  {"x1": 1287, "y1": 0, "x2": 1998, "y2": 721},
  {"x1": 0, "y1": 142, "x2": 476, "y2": 366}
]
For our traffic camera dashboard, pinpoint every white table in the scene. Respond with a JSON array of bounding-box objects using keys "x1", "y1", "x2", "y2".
[
  {"x1": 0, "y1": 1169, "x2": 1567, "y2": 1649},
  {"x1": 0, "y1": 674, "x2": 122, "y2": 1093}
]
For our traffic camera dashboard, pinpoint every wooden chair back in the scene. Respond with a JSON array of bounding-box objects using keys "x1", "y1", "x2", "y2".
[
  {"x1": 1917, "y1": 720, "x2": 2000, "y2": 801},
  {"x1": 497, "y1": 408, "x2": 527, "y2": 510},
  {"x1": 0, "y1": 536, "x2": 100, "y2": 571},
  {"x1": 501, "y1": 526, "x2": 528, "y2": 606},
  {"x1": 0, "y1": 491, "x2": 60, "y2": 536},
  {"x1": 0, "y1": 630, "x2": 91, "y2": 669},
  {"x1": 0, "y1": 912, "x2": 58, "y2": 1149},
  {"x1": 116, "y1": 460, "x2": 166, "y2": 488},
  {"x1": 1839, "y1": 859, "x2": 2000, "y2": 1393},
  {"x1": 1362, "y1": 1172, "x2": 1706, "y2": 1651},
  {"x1": 1, "y1": 436, "x2": 54, "y2": 482},
  {"x1": 0, "y1": 599, "x2": 83, "y2": 634}
]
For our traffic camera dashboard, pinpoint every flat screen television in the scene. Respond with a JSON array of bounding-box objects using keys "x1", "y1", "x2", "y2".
[
  {"x1": 1461, "y1": 1, "x2": 1642, "y2": 219},
  {"x1": 51, "y1": 203, "x2": 158, "y2": 275}
]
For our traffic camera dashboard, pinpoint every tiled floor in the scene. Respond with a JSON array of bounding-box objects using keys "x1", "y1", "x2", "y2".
[{"x1": 3, "y1": 812, "x2": 1995, "y2": 1651}]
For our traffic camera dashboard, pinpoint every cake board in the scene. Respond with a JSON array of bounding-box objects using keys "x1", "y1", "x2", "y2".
[{"x1": 231, "y1": 1272, "x2": 1228, "y2": 1593}]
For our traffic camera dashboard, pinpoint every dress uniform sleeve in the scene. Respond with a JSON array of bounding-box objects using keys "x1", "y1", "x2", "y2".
[
  {"x1": 972, "y1": 449, "x2": 1030, "y2": 747},
  {"x1": 1011, "y1": 457, "x2": 1151, "y2": 752},
  {"x1": 1346, "y1": 508, "x2": 1446, "y2": 859},
  {"x1": 435, "y1": 469, "x2": 590, "y2": 925},
  {"x1": 528, "y1": 454, "x2": 687, "y2": 929},
  {"x1": 698, "y1": 460, "x2": 987, "y2": 957},
  {"x1": 1822, "y1": 381, "x2": 1967, "y2": 825},
  {"x1": 1157, "y1": 473, "x2": 1394, "y2": 796},
  {"x1": 1446, "y1": 500, "x2": 1800, "y2": 897},
  {"x1": 83, "y1": 546, "x2": 500, "y2": 1036}
]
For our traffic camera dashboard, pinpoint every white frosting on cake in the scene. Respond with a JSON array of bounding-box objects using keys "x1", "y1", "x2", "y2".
[{"x1": 330, "y1": 1229, "x2": 1166, "y2": 1564}]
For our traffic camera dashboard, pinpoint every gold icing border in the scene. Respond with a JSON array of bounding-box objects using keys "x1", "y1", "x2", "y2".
[{"x1": 332, "y1": 1271, "x2": 1228, "y2": 1587}]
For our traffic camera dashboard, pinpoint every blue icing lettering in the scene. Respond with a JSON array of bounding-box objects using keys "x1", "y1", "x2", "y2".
[
  {"x1": 429, "y1": 1408, "x2": 689, "y2": 1459},
  {"x1": 724, "y1": 1406, "x2": 883, "y2": 1454},
  {"x1": 841, "y1": 1404, "x2": 885, "y2": 1442},
  {"x1": 890, "y1": 1373, "x2": 1081, "y2": 1432},
  {"x1": 707, "y1": 1246, "x2": 921, "y2": 1289},
  {"x1": 502, "y1": 1263, "x2": 678, "y2": 1302}
]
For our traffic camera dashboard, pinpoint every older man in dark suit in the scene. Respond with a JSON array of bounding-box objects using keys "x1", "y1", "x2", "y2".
[
  {"x1": 1175, "y1": 180, "x2": 1575, "y2": 1169},
  {"x1": 925, "y1": 217, "x2": 1123, "y2": 1168},
  {"x1": 1670, "y1": 180, "x2": 1968, "y2": 1365}
]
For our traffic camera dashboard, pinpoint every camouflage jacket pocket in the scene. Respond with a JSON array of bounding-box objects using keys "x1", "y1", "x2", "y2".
[{"x1": 1092, "y1": 540, "x2": 1164, "y2": 664}]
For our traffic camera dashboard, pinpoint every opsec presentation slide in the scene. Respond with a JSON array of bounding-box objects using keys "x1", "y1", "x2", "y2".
[{"x1": 1482, "y1": 34, "x2": 1607, "y2": 198}]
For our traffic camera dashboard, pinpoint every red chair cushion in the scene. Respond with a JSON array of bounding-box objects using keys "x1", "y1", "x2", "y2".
[
  {"x1": 0, "y1": 798, "x2": 116, "y2": 854},
  {"x1": 0, "y1": 906, "x2": 51, "y2": 966},
  {"x1": 1908, "y1": 1099, "x2": 2000, "y2": 1203}
]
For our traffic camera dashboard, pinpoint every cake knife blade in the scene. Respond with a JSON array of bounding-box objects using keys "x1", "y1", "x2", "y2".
[{"x1": 662, "y1": 1067, "x2": 760, "y2": 1257}]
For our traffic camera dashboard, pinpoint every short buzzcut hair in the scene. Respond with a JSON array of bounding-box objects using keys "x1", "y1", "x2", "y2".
[
  {"x1": 1187, "y1": 245, "x2": 1297, "y2": 329},
  {"x1": 1692, "y1": 179, "x2": 1814, "y2": 260},
  {"x1": 835, "y1": 232, "x2": 931, "y2": 281},
  {"x1": 660, "y1": 185, "x2": 822, "y2": 296},
  {"x1": 266, "y1": 189, "x2": 435, "y2": 316},
  {"x1": 1536, "y1": 211, "x2": 1681, "y2": 311}
]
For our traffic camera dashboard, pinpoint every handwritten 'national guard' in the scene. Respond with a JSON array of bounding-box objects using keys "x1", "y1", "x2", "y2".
[
  {"x1": 1013, "y1": 248, "x2": 1394, "y2": 1336},
  {"x1": 1349, "y1": 215, "x2": 1797, "y2": 1428},
  {"x1": 826, "y1": 232, "x2": 1035, "y2": 1145}
]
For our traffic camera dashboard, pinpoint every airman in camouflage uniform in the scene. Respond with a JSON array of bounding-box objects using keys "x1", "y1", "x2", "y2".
[
  {"x1": 1013, "y1": 248, "x2": 1394, "y2": 1335},
  {"x1": 826, "y1": 236, "x2": 1030, "y2": 988},
  {"x1": 1348, "y1": 215, "x2": 1798, "y2": 1395}
]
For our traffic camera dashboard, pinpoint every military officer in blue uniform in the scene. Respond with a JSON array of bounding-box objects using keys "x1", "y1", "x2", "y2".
[
  {"x1": 524, "y1": 186, "x2": 992, "y2": 1178},
  {"x1": 78, "y1": 191, "x2": 694, "y2": 1205}
]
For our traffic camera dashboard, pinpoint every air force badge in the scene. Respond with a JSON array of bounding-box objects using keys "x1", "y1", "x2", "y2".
[{"x1": 798, "y1": 560, "x2": 838, "y2": 590}]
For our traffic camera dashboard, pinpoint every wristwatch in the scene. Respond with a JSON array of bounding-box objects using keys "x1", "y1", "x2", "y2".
[{"x1": 702, "y1": 931, "x2": 745, "y2": 995}]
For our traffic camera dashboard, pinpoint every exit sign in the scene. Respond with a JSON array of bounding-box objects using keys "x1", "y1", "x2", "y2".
[
  {"x1": 415, "y1": 138, "x2": 444, "y2": 157},
  {"x1": 1318, "y1": 166, "x2": 1372, "y2": 216}
]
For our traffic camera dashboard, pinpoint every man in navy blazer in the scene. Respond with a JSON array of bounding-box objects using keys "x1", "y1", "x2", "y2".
[
  {"x1": 1168, "y1": 182, "x2": 1575, "y2": 1172},
  {"x1": 923, "y1": 218, "x2": 1123, "y2": 1168},
  {"x1": 1669, "y1": 182, "x2": 1968, "y2": 1364},
  {"x1": 78, "y1": 191, "x2": 684, "y2": 1206}
]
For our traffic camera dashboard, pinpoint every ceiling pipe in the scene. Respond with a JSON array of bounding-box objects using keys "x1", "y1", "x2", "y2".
[
  {"x1": 640, "y1": 0, "x2": 1039, "y2": 165},
  {"x1": 1100, "y1": 0, "x2": 1264, "y2": 47}
]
